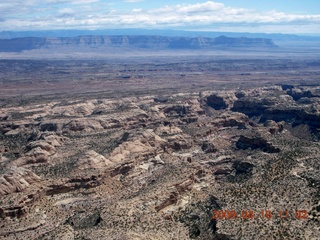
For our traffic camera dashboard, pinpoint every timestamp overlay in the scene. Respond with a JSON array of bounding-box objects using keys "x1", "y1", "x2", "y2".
[{"x1": 212, "y1": 209, "x2": 308, "y2": 220}]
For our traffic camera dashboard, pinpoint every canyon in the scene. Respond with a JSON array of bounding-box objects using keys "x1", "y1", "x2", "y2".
[{"x1": 0, "y1": 42, "x2": 319, "y2": 239}]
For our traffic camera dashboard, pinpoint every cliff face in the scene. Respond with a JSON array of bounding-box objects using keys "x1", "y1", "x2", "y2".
[
  {"x1": 0, "y1": 37, "x2": 47, "y2": 52},
  {"x1": 0, "y1": 35, "x2": 278, "y2": 52},
  {"x1": 212, "y1": 35, "x2": 277, "y2": 47}
]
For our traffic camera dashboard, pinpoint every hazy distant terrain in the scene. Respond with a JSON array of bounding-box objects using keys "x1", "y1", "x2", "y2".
[
  {"x1": 1, "y1": 29, "x2": 320, "y2": 42},
  {"x1": 0, "y1": 35, "x2": 278, "y2": 53},
  {"x1": 0, "y1": 30, "x2": 319, "y2": 61}
]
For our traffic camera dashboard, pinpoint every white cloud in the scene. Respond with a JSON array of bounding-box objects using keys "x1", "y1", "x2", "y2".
[
  {"x1": 123, "y1": 0, "x2": 144, "y2": 2},
  {"x1": 0, "y1": 1, "x2": 320, "y2": 33},
  {"x1": 45, "y1": 0, "x2": 69, "y2": 3},
  {"x1": 176, "y1": 1, "x2": 224, "y2": 13},
  {"x1": 144, "y1": 2, "x2": 320, "y2": 27},
  {"x1": 71, "y1": 0, "x2": 99, "y2": 4},
  {"x1": 46, "y1": 0, "x2": 99, "y2": 4},
  {"x1": 58, "y1": 8, "x2": 74, "y2": 14}
]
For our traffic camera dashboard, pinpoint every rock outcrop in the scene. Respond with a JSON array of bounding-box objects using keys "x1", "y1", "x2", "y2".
[
  {"x1": 232, "y1": 86, "x2": 320, "y2": 131},
  {"x1": 0, "y1": 167, "x2": 41, "y2": 195},
  {"x1": 236, "y1": 135, "x2": 280, "y2": 153}
]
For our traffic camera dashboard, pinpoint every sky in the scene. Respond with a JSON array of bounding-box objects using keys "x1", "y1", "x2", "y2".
[{"x1": 0, "y1": 0, "x2": 320, "y2": 34}]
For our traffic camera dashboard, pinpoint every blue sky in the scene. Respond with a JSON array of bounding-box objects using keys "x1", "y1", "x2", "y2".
[{"x1": 0, "y1": 0, "x2": 319, "y2": 34}]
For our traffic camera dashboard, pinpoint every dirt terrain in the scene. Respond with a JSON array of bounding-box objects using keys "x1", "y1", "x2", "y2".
[{"x1": 0, "y1": 49, "x2": 320, "y2": 239}]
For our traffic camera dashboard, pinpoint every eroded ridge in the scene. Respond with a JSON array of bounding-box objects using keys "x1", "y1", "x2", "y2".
[{"x1": 0, "y1": 84, "x2": 320, "y2": 239}]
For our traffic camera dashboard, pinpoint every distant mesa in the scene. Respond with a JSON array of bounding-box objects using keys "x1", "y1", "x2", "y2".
[{"x1": 0, "y1": 35, "x2": 278, "y2": 52}]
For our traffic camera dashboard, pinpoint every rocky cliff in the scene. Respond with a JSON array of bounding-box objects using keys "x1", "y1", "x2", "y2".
[{"x1": 0, "y1": 35, "x2": 278, "y2": 52}]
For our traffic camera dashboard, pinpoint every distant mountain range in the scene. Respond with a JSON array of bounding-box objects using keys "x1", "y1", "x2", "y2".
[
  {"x1": 0, "y1": 29, "x2": 319, "y2": 41},
  {"x1": 0, "y1": 35, "x2": 278, "y2": 52}
]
